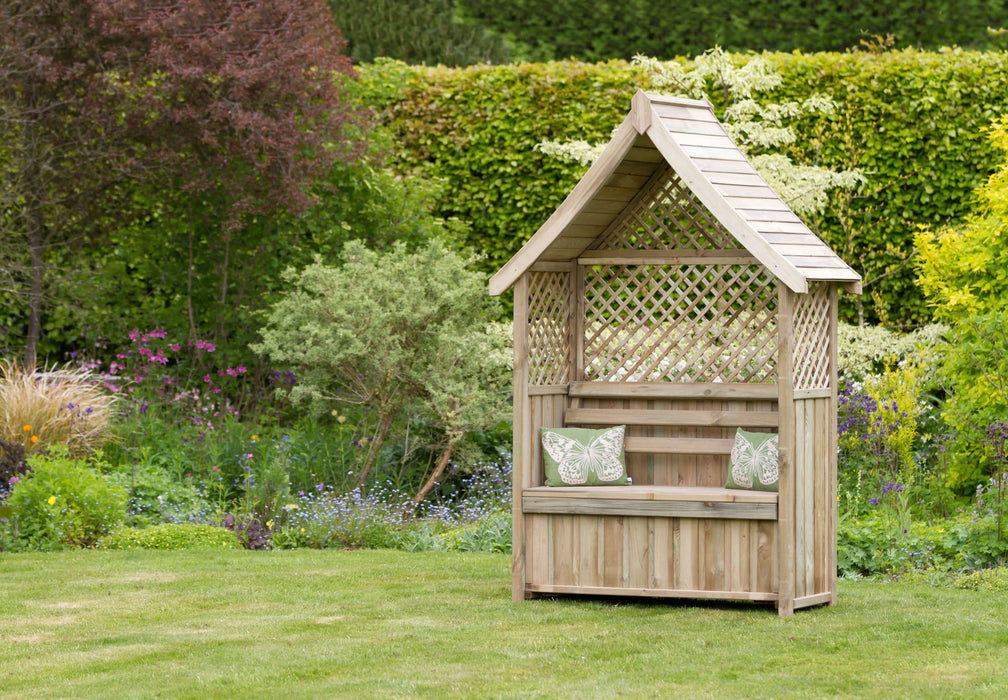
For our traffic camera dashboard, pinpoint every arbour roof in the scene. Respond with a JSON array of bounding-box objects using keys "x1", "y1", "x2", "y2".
[{"x1": 489, "y1": 90, "x2": 861, "y2": 296}]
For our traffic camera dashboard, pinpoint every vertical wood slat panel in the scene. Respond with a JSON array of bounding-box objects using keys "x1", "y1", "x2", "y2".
[
  {"x1": 624, "y1": 517, "x2": 650, "y2": 588},
  {"x1": 793, "y1": 399, "x2": 806, "y2": 599},
  {"x1": 577, "y1": 515, "x2": 601, "y2": 588},
  {"x1": 552, "y1": 515, "x2": 573, "y2": 587},
  {"x1": 603, "y1": 516, "x2": 624, "y2": 587},
  {"x1": 678, "y1": 518, "x2": 698, "y2": 590},
  {"x1": 814, "y1": 397, "x2": 827, "y2": 596},
  {"x1": 803, "y1": 398, "x2": 816, "y2": 597},
  {"x1": 653, "y1": 516, "x2": 672, "y2": 588},
  {"x1": 703, "y1": 519, "x2": 726, "y2": 591}
]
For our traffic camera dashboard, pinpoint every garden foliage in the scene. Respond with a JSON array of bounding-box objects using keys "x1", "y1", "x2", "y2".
[
  {"x1": 327, "y1": 0, "x2": 509, "y2": 66},
  {"x1": 916, "y1": 121, "x2": 1008, "y2": 490},
  {"x1": 101, "y1": 523, "x2": 239, "y2": 550},
  {"x1": 6, "y1": 448, "x2": 127, "y2": 550},
  {"x1": 253, "y1": 239, "x2": 511, "y2": 496},
  {"x1": 376, "y1": 49, "x2": 1008, "y2": 325},
  {"x1": 454, "y1": 0, "x2": 1008, "y2": 61}
]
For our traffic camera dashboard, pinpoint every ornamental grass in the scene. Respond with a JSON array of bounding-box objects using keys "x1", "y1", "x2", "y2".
[{"x1": 0, "y1": 360, "x2": 118, "y2": 460}]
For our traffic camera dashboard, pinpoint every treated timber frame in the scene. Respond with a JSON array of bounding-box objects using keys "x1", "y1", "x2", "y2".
[{"x1": 490, "y1": 91, "x2": 859, "y2": 615}]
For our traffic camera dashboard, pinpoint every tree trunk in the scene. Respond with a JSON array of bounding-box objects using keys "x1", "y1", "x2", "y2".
[
  {"x1": 353, "y1": 409, "x2": 395, "y2": 489},
  {"x1": 406, "y1": 440, "x2": 457, "y2": 517},
  {"x1": 23, "y1": 115, "x2": 46, "y2": 368}
]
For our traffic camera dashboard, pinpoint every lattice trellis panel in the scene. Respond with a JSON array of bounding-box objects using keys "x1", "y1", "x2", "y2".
[
  {"x1": 583, "y1": 264, "x2": 777, "y2": 383},
  {"x1": 526, "y1": 270, "x2": 571, "y2": 386},
  {"x1": 598, "y1": 165, "x2": 742, "y2": 252},
  {"x1": 793, "y1": 282, "x2": 831, "y2": 391}
]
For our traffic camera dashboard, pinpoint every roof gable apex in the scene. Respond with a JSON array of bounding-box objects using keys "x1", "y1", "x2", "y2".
[{"x1": 489, "y1": 90, "x2": 861, "y2": 296}]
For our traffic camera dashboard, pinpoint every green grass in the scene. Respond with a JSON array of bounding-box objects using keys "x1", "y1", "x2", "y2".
[{"x1": 2, "y1": 550, "x2": 1008, "y2": 698}]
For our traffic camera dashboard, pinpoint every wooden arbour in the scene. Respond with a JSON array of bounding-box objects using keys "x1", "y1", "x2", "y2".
[{"x1": 490, "y1": 91, "x2": 861, "y2": 616}]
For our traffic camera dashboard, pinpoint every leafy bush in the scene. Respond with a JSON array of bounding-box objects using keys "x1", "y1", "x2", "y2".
[
  {"x1": 838, "y1": 322, "x2": 948, "y2": 381},
  {"x1": 838, "y1": 511, "x2": 1008, "y2": 577},
  {"x1": 954, "y1": 566, "x2": 1008, "y2": 591},
  {"x1": 5, "y1": 448, "x2": 127, "y2": 550},
  {"x1": 254, "y1": 238, "x2": 510, "y2": 495},
  {"x1": 101, "y1": 523, "x2": 239, "y2": 550},
  {"x1": 934, "y1": 313, "x2": 1008, "y2": 492}
]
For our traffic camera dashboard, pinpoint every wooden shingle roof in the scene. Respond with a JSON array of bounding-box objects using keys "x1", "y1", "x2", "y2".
[{"x1": 489, "y1": 90, "x2": 862, "y2": 296}]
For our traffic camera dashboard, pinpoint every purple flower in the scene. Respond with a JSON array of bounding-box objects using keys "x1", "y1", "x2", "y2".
[{"x1": 870, "y1": 498, "x2": 879, "y2": 505}]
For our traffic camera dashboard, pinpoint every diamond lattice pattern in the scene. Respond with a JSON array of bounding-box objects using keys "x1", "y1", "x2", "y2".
[
  {"x1": 583, "y1": 264, "x2": 777, "y2": 383},
  {"x1": 599, "y1": 165, "x2": 741, "y2": 251},
  {"x1": 793, "y1": 282, "x2": 831, "y2": 391},
  {"x1": 527, "y1": 270, "x2": 571, "y2": 386}
]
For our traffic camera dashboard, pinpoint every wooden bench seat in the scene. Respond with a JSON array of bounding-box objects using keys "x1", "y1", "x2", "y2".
[{"x1": 523, "y1": 485, "x2": 778, "y2": 520}]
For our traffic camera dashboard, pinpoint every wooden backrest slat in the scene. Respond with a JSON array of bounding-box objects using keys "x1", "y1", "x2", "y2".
[
  {"x1": 566, "y1": 407, "x2": 779, "y2": 429},
  {"x1": 569, "y1": 380, "x2": 778, "y2": 401},
  {"x1": 624, "y1": 436, "x2": 734, "y2": 455}
]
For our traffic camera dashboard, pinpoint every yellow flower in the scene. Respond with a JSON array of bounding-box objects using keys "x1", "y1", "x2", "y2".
[
  {"x1": 251, "y1": 434, "x2": 258, "y2": 443},
  {"x1": 23, "y1": 424, "x2": 31, "y2": 432},
  {"x1": 47, "y1": 495, "x2": 56, "y2": 506},
  {"x1": 266, "y1": 520, "x2": 274, "y2": 529},
  {"x1": 337, "y1": 415, "x2": 347, "y2": 424},
  {"x1": 284, "y1": 503, "x2": 298, "y2": 510},
  {"x1": 300, "y1": 528, "x2": 305, "y2": 534},
  {"x1": 30, "y1": 435, "x2": 38, "y2": 444}
]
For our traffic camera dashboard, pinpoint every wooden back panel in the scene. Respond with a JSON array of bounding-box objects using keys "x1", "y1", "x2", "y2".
[{"x1": 563, "y1": 381, "x2": 778, "y2": 488}]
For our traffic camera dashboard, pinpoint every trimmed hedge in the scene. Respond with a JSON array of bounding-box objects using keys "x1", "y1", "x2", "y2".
[
  {"x1": 371, "y1": 49, "x2": 1008, "y2": 325},
  {"x1": 456, "y1": 0, "x2": 1008, "y2": 61}
]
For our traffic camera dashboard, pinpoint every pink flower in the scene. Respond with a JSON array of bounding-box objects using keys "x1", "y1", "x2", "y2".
[
  {"x1": 128, "y1": 329, "x2": 140, "y2": 341},
  {"x1": 203, "y1": 375, "x2": 211, "y2": 383},
  {"x1": 170, "y1": 344, "x2": 181, "y2": 352}
]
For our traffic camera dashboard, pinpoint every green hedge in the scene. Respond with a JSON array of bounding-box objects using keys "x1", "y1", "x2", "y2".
[
  {"x1": 372, "y1": 49, "x2": 1008, "y2": 325},
  {"x1": 456, "y1": 0, "x2": 1008, "y2": 61}
]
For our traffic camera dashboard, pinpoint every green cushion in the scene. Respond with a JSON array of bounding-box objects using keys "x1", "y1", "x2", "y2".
[
  {"x1": 725, "y1": 428, "x2": 779, "y2": 492},
  {"x1": 540, "y1": 425, "x2": 629, "y2": 486}
]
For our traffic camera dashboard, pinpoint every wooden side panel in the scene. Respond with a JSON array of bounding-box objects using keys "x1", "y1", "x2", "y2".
[{"x1": 790, "y1": 396, "x2": 837, "y2": 607}]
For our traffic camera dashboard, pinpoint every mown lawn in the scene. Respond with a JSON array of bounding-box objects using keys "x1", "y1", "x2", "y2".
[{"x1": 2, "y1": 549, "x2": 1007, "y2": 698}]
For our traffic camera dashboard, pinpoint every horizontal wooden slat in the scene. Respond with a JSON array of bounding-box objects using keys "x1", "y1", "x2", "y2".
[
  {"x1": 793, "y1": 592, "x2": 834, "y2": 609},
  {"x1": 713, "y1": 183, "x2": 780, "y2": 198},
  {"x1": 754, "y1": 220, "x2": 812, "y2": 234},
  {"x1": 740, "y1": 209, "x2": 803, "y2": 223},
  {"x1": 682, "y1": 145, "x2": 747, "y2": 161},
  {"x1": 657, "y1": 117, "x2": 725, "y2": 136},
  {"x1": 793, "y1": 387, "x2": 832, "y2": 400},
  {"x1": 706, "y1": 171, "x2": 768, "y2": 187},
  {"x1": 577, "y1": 249, "x2": 757, "y2": 266},
  {"x1": 523, "y1": 485, "x2": 778, "y2": 520},
  {"x1": 569, "y1": 381, "x2": 779, "y2": 401},
  {"x1": 624, "y1": 436, "x2": 734, "y2": 454},
  {"x1": 653, "y1": 103, "x2": 717, "y2": 122},
  {"x1": 673, "y1": 132, "x2": 737, "y2": 149},
  {"x1": 565, "y1": 407, "x2": 780, "y2": 428},
  {"x1": 526, "y1": 583, "x2": 779, "y2": 602},
  {"x1": 725, "y1": 196, "x2": 791, "y2": 212},
  {"x1": 693, "y1": 158, "x2": 759, "y2": 174},
  {"x1": 771, "y1": 243, "x2": 835, "y2": 257},
  {"x1": 526, "y1": 384, "x2": 570, "y2": 395}
]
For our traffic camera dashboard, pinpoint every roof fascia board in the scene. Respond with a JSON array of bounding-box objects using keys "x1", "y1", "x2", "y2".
[{"x1": 488, "y1": 114, "x2": 641, "y2": 296}]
